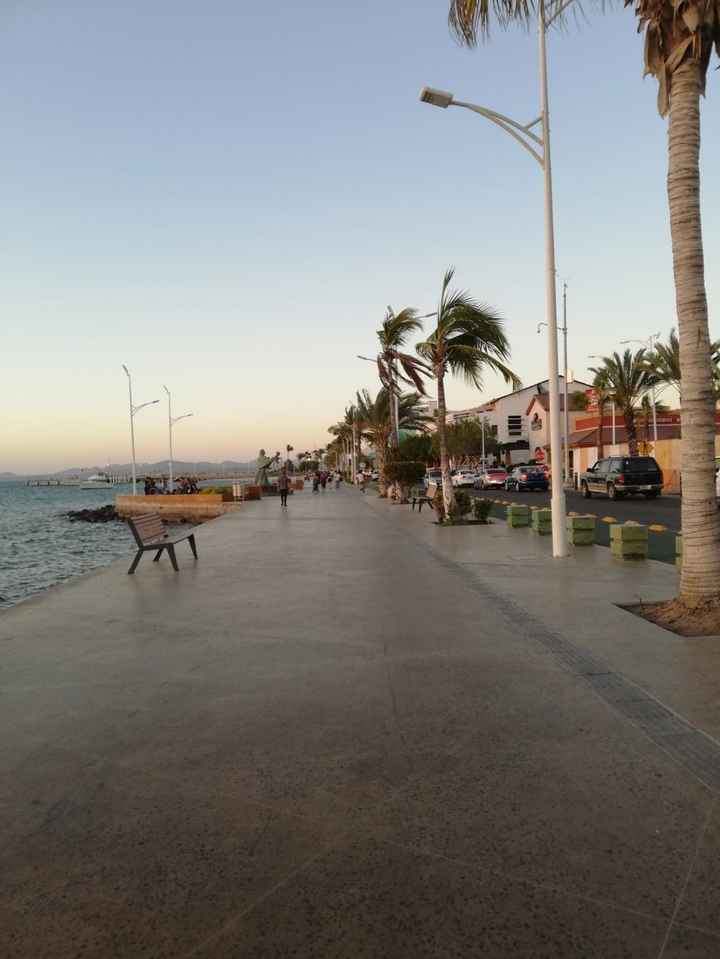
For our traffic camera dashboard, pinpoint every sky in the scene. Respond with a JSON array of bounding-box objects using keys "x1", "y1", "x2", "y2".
[{"x1": 2, "y1": 0, "x2": 718, "y2": 472}]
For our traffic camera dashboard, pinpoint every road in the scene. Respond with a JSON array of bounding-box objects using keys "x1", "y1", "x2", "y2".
[{"x1": 469, "y1": 486, "x2": 681, "y2": 530}]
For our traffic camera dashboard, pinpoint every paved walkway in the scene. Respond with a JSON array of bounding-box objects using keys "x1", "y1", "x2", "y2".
[{"x1": 2, "y1": 486, "x2": 720, "y2": 957}]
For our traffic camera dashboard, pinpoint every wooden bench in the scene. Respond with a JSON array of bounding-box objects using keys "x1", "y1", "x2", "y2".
[
  {"x1": 126, "y1": 512, "x2": 198, "y2": 575},
  {"x1": 411, "y1": 483, "x2": 436, "y2": 512}
]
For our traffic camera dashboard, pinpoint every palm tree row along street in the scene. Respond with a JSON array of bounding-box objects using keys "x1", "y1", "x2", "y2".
[{"x1": 320, "y1": 0, "x2": 720, "y2": 635}]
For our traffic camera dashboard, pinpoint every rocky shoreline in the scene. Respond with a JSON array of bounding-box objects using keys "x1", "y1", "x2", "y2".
[{"x1": 66, "y1": 504, "x2": 119, "y2": 523}]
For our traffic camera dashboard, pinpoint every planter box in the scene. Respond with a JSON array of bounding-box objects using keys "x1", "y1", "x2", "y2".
[
  {"x1": 506, "y1": 504, "x2": 530, "y2": 528},
  {"x1": 610, "y1": 523, "x2": 648, "y2": 560},
  {"x1": 567, "y1": 514, "x2": 596, "y2": 546},
  {"x1": 531, "y1": 508, "x2": 552, "y2": 535}
]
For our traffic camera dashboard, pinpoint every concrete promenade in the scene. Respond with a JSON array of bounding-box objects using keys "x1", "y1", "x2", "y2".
[{"x1": 3, "y1": 486, "x2": 720, "y2": 957}]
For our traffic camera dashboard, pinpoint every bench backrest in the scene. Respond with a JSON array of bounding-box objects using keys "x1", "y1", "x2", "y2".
[{"x1": 128, "y1": 512, "x2": 167, "y2": 547}]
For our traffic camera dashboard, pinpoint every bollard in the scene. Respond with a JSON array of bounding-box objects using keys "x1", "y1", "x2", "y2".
[
  {"x1": 506, "y1": 504, "x2": 530, "y2": 528},
  {"x1": 531, "y1": 507, "x2": 552, "y2": 535},
  {"x1": 610, "y1": 523, "x2": 648, "y2": 560},
  {"x1": 567, "y1": 514, "x2": 596, "y2": 546},
  {"x1": 676, "y1": 534, "x2": 683, "y2": 570}
]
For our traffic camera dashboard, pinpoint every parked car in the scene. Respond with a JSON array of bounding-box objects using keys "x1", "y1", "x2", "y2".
[
  {"x1": 580, "y1": 456, "x2": 663, "y2": 500},
  {"x1": 474, "y1": 468, "x2": 508, "y2": 490},
  {"x1": 505, "y1": 467, "x2": 549, "y2": 492},
  {"x1": 424, "y1": 468, "x2": 443, "y2": 488},
  {"x1": 451, "y1": 469, "x2": 478, "y2": 488}
]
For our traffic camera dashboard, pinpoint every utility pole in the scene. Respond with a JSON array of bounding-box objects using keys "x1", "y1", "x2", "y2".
[{"x1": 562, "y1": 282, "x2": 569, "y2": 485}]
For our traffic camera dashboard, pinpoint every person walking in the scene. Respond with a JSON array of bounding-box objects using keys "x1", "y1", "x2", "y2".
[
  {"x1": 312, "y1": 471, "x2": 320, "y2": 494},
  {"x1": 334, "y1": 470, "x2": 341, "y2": 490},
  {"x1": 320, "y1": 471, "x2": 327, "y2": 491},
  {"x1": 278, "y1": 467, "x2": 290, "y2": 508}
]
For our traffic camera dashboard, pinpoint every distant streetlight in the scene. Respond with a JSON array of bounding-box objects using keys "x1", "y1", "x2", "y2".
[
  {"x1": 621, "y1": 334, "x2": 661, "y2": 445},
  {"x1": 122, "y1": 365, "x2": 159, "y2": 496},
  {"x1": 162, "y1": 385, "x2": 193, "y2": 492},
  {"x1": 419, "y1": 0, "x2": 572, "y2": 559}
]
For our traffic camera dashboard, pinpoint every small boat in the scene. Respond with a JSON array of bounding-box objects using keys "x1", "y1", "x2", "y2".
[{"x1": 81, "y1": 473, "x2": 115, "y2": 490}]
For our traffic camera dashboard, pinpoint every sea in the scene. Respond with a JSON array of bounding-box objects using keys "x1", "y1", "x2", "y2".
[{"x1": 0, "y1": 480, "x2": 135, "y2": 609}]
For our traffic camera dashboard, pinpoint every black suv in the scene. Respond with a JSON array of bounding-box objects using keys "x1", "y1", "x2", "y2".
[{"x1": 580, "y1": 456, "x2": 663, "y2": 500}]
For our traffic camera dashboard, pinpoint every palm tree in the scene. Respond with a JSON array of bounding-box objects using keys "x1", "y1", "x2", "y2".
[
  {"x1": 447, "y1": 0, "x2": 720, "y2": 616},
  {"x1": 589, "y1": 350, "x2": 653, "y2": 458},
  {"x1": 592, "y1": 383, "x2": 614, "y2": 460},
  {"x1": 416, "y1": 268, "x2": 518, "y2": 515},
  {"x1": 375, "y1": 308, "x2": 429, "y2": 450},
  {"x1": 355, "y1": 388, "x2": 431, "y2": 496},
  {"x1": 327, "y1": 420, "x2": 353, "y2": 475},
  {"x1": 645, "y1": 328, "x2": 720, "y2": 402}
]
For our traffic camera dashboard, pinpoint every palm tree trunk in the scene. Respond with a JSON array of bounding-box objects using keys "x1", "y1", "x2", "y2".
[
  {"x1": 624, "y1": 407, "x2": 639, "y2": 457},
  {"x1": 436, "y1": 372, "x2": 455, "y2": 516},
  {"x1": 669, "y1": 60, "x2": 720, "y2": 605},
  {"x1": 376, "y1": 443, "x2": 387, "y2": 497},
  {"x1": 388, "y1": 366, "x2": 399, "y2": 451},
  {"x1": 597, "y1": 399, "x2": 605, "y2": 459}
]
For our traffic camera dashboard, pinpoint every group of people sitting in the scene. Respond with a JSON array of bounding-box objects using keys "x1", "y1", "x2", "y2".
[{"x1": 143, "y1": 476, "x2": 199, "y2": 495}]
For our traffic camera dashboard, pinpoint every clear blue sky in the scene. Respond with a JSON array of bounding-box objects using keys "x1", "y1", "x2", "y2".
[{"x1": 2, "y1": 0, "x2": 718, "y2": 471}]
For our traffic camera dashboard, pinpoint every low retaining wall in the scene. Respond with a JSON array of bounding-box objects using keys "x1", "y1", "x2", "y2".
[{"x1": 116, "y1": 494, "x2": 224, "y2": 522}]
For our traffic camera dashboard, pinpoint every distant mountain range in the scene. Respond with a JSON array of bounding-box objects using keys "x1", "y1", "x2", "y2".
[{"x1": 0, "y1": 460, "x2": 259, "y2": 480}]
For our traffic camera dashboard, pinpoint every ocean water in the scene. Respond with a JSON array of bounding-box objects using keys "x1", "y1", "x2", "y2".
[{"x1": 0, "y1": 481, "x2": 135, "y2": 608}]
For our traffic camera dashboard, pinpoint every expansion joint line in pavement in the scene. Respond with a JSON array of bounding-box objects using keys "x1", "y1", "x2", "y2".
[{"x1": 377, "y1": 504, "x2": 720, "y2": 795}]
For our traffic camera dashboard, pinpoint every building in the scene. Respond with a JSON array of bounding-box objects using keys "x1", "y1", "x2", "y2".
[{"x1": 446, "y1": 378, "x2": 592, "y2": 464}]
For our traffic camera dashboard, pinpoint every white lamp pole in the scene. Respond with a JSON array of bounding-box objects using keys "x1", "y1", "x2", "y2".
[
  {"x1": 419, "y1": 0, "x2": 569, "y2": 557},
  {"x1": 122, "y1": 365, "x2": 159, "y2": 496},
  {"x1": 162, "y1": 384, "x2": 193, "y2": 493}
]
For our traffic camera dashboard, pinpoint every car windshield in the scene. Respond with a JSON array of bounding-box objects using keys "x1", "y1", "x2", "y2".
[{"x1": 621, "y1": 458, "x2": 659, "y2": 472}]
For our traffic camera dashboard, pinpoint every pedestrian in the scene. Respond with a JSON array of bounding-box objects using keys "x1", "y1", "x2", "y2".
[
  {"x1": 334, "y1": 471, "x2": 341, "y2": 490},
  {"x1": 320, "y1": 471, "x2": 327, "y2": 491},
  {"x1": 360, "y1": 471, "x2": 367, "y2": 494},
  {"x1": 278, "y1": 466, "x2": 290, "y2": 508},
  {"x1": 312, "y1": 471, "x2": 320, "y2": 493}
]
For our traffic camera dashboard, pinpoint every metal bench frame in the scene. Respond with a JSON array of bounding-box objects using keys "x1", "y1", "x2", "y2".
[
  {"x1": 411, "y1": 483, "x2": 437, "y2": 513},
  {"x1": 126, "y1": 513, "x2": 198, "y2": 575}
]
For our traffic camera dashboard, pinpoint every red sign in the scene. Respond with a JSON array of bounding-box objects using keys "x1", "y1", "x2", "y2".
[
  {"x1": 534, "y1": 447, "x2": 546, "y2": 462},
  {"x1": 585, "y1": 388, "x2": 598, "y2": 414}
]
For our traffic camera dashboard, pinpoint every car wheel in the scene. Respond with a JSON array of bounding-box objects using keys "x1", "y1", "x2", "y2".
[
  {"x1": 581, "y1": 481, "x2": 591, "y2": 499},
  {"x1": 607, "y1": 483, "x2": 617, "y2": 501}
]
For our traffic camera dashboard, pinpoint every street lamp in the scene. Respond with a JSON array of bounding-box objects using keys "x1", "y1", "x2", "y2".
[
  {"x1": 538, "y1": 281, "x2": 570, "y2": 485},
  {"x1": 162, "y1": 385, "x2": 193, "y2": 492},
  {"x1": 419, "y1": 1, "x2": 569, "y2": 558},
  {"x1": 620, "y1": 334, "x2": 661, "y2": 446},
  {"x1": 122, "y1": 365, "x2": 159, "y2": 496}
]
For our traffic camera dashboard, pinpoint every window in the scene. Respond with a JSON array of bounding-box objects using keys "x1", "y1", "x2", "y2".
[{"x1": 507, "y1": 414, "x2": 523, "y2": 436}]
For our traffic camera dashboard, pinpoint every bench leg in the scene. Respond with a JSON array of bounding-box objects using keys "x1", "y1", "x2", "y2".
[
  {"x1": 167, "y1": 544, "x2": 179, "y2": 572},
  {"x1": 188, "y1": 534, "x2": 198, "y2": 559},
  {"x1": 128, "y1": 550, "x2": 143, "y2": 575},
  {"x1": 153, "y1": 549, "x2": 164, "y2": 562}
]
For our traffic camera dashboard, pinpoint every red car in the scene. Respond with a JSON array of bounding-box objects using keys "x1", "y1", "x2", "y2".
[{"x1": 474, "y1": 468, "x2": 508, "y2": 490}]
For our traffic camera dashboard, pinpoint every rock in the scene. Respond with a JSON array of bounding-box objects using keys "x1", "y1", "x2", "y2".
[{"x1": 66, "y1": 505, "x2": 119, "y2": 523}]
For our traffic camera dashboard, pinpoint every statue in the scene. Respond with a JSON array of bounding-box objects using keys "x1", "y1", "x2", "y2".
[{"x1": 254, "y1": 449, "x2": 280, "y2": 487}]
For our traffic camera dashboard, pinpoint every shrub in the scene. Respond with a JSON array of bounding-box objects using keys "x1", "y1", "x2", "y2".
[
  {"x1": 472, "y1": 498, "x2": 492, "y2": 524},
  {"x1": 384, "y1": 460, "x2": 427, "y2": 504},
  {"x1": 449, "y1": 489, "x2": 472, "y2": 522}
]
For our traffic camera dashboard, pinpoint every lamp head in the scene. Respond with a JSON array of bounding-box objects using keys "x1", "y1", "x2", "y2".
[
  {"x1": 122, "y1": 364, "x2": 130, "y2": 377},
  {"x1": 419, "y1": 87, "x2": 453, "y2": 109}
]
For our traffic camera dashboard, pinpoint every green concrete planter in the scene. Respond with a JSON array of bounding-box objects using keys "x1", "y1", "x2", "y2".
[
  {"x1": 610, "y1": 523, "x2": 648, "y2": 560},
  {"x1": 506, "y1": 504, "x2": 530, "y2": 528},
  {"x1": 531, "y1": 508, "x2": 552, "y2": 535},
  {"x1": 567, "y1": 514, "x2": 596, "y2": 546}
]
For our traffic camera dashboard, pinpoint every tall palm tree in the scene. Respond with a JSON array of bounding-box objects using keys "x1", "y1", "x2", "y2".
[
  {"x1": 355, "y1": 388, "x2": 431, "y2": 497},
  {"x1": 589, "y1": 350, "x2": 653, "y2": 458},
  {"x1": 447, "y1": 0, "x2": 720, "y2": 614},
  {"x1": 592, "y1": 383, "x2": 614, "y2": 460},
  {"x1": 375, "y1": 307, "x2": 429, "y2": 450},
  {"x1": 416, "y1": 268, "x2": 518, "y2": 515}
]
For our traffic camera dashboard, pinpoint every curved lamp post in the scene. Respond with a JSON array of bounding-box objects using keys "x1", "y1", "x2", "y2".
[
  {"x1": 162, "y1": 385, "x2": 193, "y2": 492},
  {"x1": 122, "y1": 365, "x2": 159, "y2": 496},
  {"x1": 418, "y1": 0, "x2": 570, "y2": 558}
]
